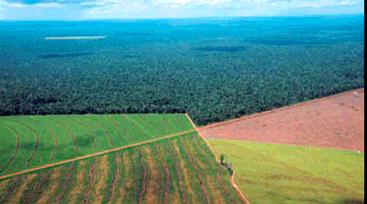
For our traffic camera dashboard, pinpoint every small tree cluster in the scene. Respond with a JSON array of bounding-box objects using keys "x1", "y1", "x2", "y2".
[{"x1": 220, "y1": 154, "x2": 233, "y2": 176}]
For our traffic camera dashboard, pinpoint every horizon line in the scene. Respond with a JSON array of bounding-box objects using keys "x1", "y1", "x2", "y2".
[{"x1": 0, "y1": 13, "x2": 363, "y2": 22}]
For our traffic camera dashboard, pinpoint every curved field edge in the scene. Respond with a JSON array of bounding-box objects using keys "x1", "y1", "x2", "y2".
[
  {"x1": 0, "y1": 134, "x2": 244, "y2": 204},
  {"x1": 0, "y1": 114, "x2": 194, "y2": 176},
  {"x1": 208, "y1": 139, "x2": 364, "y2": 204}
]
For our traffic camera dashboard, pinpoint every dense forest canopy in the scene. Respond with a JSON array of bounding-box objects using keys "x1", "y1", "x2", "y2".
[{"x1": 0, "y1": 15, "x2": 364, "y2": 125}]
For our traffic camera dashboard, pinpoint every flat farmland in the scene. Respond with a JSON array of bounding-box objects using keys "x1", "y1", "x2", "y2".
[
  {"x1": 0, "y1": 134, "x2": 243, "y2": 204},
  {"x1": 200, "y1": 89, "x2": 364, "y2": 152},
  {"x1": 209, "y1": 139, "x2": 364, "y2": 203},
  {"x1": 0, "y1": 114, "x2": 245, "y2": 203},
  {"x1": 0, "y1": 114, "x2": 194, "y2": 176}
]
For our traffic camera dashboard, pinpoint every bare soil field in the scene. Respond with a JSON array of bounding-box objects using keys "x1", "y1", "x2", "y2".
[{"x1": 200, "y1": 89, "x2": 364, "y2": 152}]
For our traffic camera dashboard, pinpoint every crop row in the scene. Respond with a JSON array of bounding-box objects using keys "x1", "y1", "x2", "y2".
[
  {"x1": 0, "y1": 114, "x2": 194, "y2": 176},
  {"x1": 0, "y1": 134, "x2": 243, "y2": 204}
]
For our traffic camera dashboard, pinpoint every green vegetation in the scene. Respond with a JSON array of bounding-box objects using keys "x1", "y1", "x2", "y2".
[
  {"x1": 0, "y1": 114, "x2": 194, "y2": 176},
  {"x1": 209, "y1": 139, "x2": 364, "y2": 204},
  {"x1": 0, "y1": 134, "x2": 243, "y2": 204},
  {"x1": 0, "y1": 114, "x2": 243, "y2": 203},
  {"x1": 0, "y1": 16, "x2": 364, "y2": 125},
  {"x1": 219, "y1": 154, "x2": 233, "y2": 176}
]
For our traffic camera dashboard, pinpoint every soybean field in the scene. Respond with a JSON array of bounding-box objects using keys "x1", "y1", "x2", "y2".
[{"x1": 0, "y1": 114, "x2": 244, "y2": 203}]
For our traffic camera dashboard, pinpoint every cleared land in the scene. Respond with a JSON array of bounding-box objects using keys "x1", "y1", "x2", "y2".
[
  {"x1": 200, "y1": 88, "x2": 364, "y2": 152},
  {"x1": 0, "y1": 114, "x2": 244, "y2": 204},
  {"x1": 209, "y1": 139, "x2": 364, "y2": 204}
]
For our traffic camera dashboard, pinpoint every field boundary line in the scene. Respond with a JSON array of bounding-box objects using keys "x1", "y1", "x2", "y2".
[
  {"x1": 231, "y1": 171, "x2": 250, "y2": 204},
  {"x1": 199, "y1": 88, "x2": 364, "y2": 131},
  {"x1": 184, "y1": 113, "x2": 250, "y2": 204},
  {"x1": 0, "y1": 129, "x2": 196, "y2": 181}
]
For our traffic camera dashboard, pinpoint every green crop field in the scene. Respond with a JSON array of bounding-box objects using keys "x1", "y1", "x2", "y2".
[
  {"x1": 0, "y1": 114, "x2": 243, "y2": 203},
  {"x1": 0, "y1": 114, "x2": 194, "y2": 176},
  {"x1": 209, "y1": 139, "x2": 364, "y2": 204}
]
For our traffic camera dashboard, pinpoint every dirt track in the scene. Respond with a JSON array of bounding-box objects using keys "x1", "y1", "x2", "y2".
[
  {"x1": 185, "y1": 114, "x2": 250, "y2": 204},
  {"x1": 199, "y1": 89, "x2": 364, "y2": 152}
]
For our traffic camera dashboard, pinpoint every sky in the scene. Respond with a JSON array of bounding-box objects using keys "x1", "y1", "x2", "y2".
[{"x1": 0, "y1": 0, "x2": 364, "y2": 20}]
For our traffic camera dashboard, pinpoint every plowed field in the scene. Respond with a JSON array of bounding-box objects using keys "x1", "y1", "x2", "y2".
[{"x1": 200, "y1": 89, "x2": 364, "y2": 152}]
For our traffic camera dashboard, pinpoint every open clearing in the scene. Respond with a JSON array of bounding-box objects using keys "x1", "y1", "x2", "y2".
[
  {"x1": 200, "y1": 88, "x2": 364, "y2": 152},
  {"x1": 209, "y1": 139, "x2": 364, "y2": 204},
  {"x1": 0, "y1": 114, "x2": 244, "y2": 204}
]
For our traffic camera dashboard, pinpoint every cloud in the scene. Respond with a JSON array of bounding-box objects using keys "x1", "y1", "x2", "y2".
[
  {"x1": 8, "y1": 0, "x2": 85, "y2": 4},
  {"x1": 0, "y1": 0, "x2": 364, "y2": 20},
  {"x1": 79, "y1": 0, "x2": 148, "y2": 19},
  {"x1": 0, "y1": 0, "x2": 84, "y2": 19},
  {"x1": 153, "y1": 0, "x2": 231, "y2": 7},
  {"x1": 0, "y1": 1, "x2": 4, "y2": 19}
]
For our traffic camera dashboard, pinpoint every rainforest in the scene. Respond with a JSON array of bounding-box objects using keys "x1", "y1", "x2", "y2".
[{"x1": 0, "y1": 15, "x2": 364, "y2": 125}]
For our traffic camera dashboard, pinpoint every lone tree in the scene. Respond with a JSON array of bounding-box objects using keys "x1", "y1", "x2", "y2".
[{"x1": 220, "y1": 154, "x2": 225, "y2": 165}]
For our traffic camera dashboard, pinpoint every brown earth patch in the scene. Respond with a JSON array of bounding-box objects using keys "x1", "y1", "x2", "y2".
[
  {"x1": 173, "y1": 141, "x2": 193, "y2": 204},
  {"x1": 115, "y1": 152, "x2": 130, "y2": 204},
  {"x1": 83, "y1": 160, "x2": 96, "y2": 204},
  {"x1": 0, "y1": 179, "x2": 10, "y2": 194},
  {"x1": 54, "y1": 162, "x2": 75, "y2": 204},
  {"x1": 36, "y1": 168, "x2": 61, "y2": 204},
  {"x1": 142, "y1": 147, "x2": 160, "y2": 204},
  {"x1": 155, "y1": 144, "x2": 171, "y2": 204},
  {"x1": 7, "y1": 173, "x2": 36, "y2": 204},
  {"x1": 92, "y1": 155, "x2": 109, "y2": 204},
  {"x1": 200, "y1": 89, "x2": 364, "y2": 152},
  {"x1": 59, "y1": 162, "x2": 85, "y2": 204},
  {"x1": 108, "y1": 154, "x2": 121, "y2": 203},
  {"x1": 137, "y1": 152, "x2": 147, "y2": 204}
]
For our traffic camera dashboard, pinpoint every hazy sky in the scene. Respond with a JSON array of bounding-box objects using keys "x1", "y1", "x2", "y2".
[{"x1": 0, "y1": 0, "x2": 364, "y2": 20}]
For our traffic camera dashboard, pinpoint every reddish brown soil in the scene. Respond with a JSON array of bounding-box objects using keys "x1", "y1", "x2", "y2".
[{"x1": 199, "y1": 89, "x2": 364, "y2": 152}]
